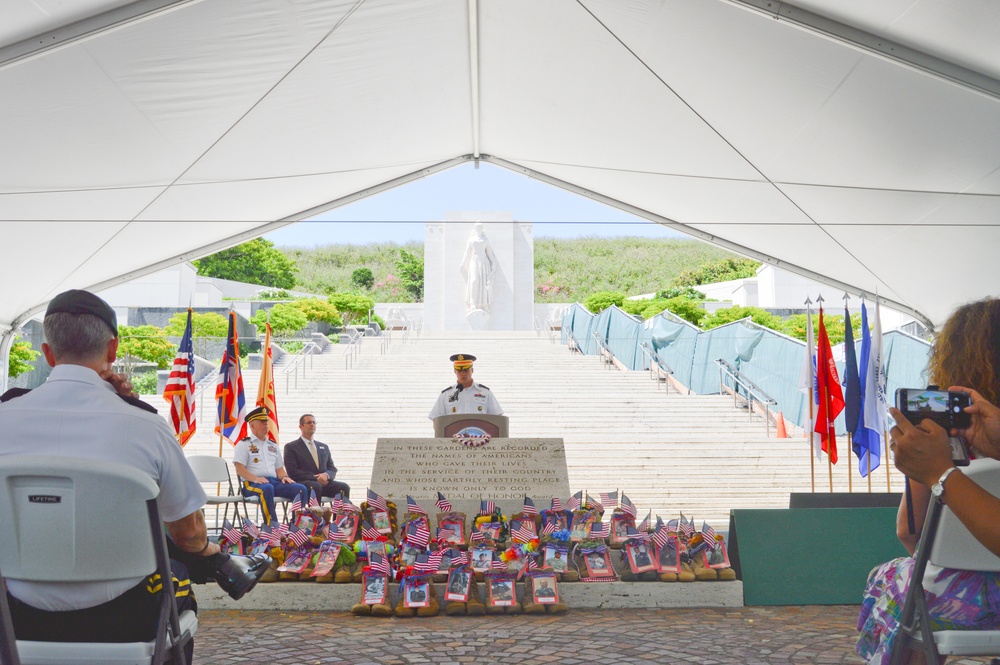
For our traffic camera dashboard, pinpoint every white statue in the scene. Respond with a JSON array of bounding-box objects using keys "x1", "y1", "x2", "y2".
[{"x1": 460, "y1": 223, "x2": 498, "y2": 313}]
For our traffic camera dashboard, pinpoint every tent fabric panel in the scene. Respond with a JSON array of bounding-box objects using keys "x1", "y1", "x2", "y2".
[
  {"x1": 1, "y1": 0, "x2": 133, "y2": 45},
  {"x1": 181, "y1": 0, "x2": 472, "y2": 184},
  {"x1": 478, "y1": 0, "x2": 763, "y2": 181}
]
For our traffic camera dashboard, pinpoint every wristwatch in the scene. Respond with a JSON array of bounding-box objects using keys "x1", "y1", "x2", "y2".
[{"x1": 932, "y1": 466, "x2": 960, "y2": 501}]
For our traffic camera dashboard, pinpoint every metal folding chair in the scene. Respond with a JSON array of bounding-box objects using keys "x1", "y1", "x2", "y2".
[{"x1": 186, "y1": 455, "x2": 258, "y2": 529}]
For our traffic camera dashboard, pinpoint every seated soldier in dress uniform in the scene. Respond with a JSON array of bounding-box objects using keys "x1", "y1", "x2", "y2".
[
  {"x1": 233, "y1": 406, "x2": 308, "y2": 526},
  {"x1": 428, "y1": 353, "x2": 504, "y2": 420}
]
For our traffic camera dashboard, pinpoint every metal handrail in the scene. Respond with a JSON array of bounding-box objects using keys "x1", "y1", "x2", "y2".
[
  {"x1": 640, "y1": 342, "x2": 674, "y2": 392},
  {"x1": 591, "y1": 331, "x2": 615, "y2": 370},
  {"x1": 714, "y1": 358, "x2": 778, "y2": 436},
  {"x1": 343, "y1": 329, "x2": 363, "y2": 369},
  {"x1": 282, "y1": 341, "x2": 318, "y2": 391},
  {"x1": 565, "y1": 328, "x2": 580, "y2": 353}
]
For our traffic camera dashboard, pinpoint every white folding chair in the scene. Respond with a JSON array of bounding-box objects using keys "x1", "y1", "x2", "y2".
[
  {"x1": 0, "y1": 562, "x2": 21, "y2": 665},
  {"x1": 186, "y1": 455, "x2": 259, "y2": 529},
  {"x1": 892, "y1": 458, "x2": 1000, "y2": 663},
  {"x1": 0, "y1": 456, "x2": 197, "y2": 665}
]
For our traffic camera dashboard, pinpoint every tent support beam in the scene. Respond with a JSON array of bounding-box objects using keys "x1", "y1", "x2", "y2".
[
  {"x1": 725, "y1": 0, "x2": 1000, "y2": 101},
  {"x1": 467, "y1": 0, "x2": 482, "y2": 159},
  {"x1": 482, "y1": 154, "x2": 934, "y2": 331},
  {"x1": 0, "y1": 0, "x2": 199, "y2": 70}
]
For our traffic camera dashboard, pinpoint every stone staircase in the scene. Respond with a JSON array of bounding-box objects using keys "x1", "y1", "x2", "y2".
[{"x1": 154, "y1": 330, "x2": 905, "y2": 529}]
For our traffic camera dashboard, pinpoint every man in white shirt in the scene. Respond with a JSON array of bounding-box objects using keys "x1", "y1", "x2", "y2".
[
  {"x1": 233, "y1": 406, "x2": 308, "y2": 525},
  {"x1": 428, "y1": 354, "x2": 504, "y2": 420}
]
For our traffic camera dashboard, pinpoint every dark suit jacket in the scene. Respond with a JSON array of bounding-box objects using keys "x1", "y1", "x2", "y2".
[{"x1": 283, "y1": 437, "x2": 338, "y2": 483}]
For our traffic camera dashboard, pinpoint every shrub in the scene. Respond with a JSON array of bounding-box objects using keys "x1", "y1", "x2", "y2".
[
  {"x1": 117, "y1": 325, "x2": 177, "y2": 372},
  {"x1": 673, "y1": 258, "x2": 761, "y2": 287},
  {"x1": 370, "y1": 313, "x2": 386, "y2": 330},
  {"x1": 131, "y1": 371, "x2": 159, "y2": 395},
  {"x1": 250, "y1": 303, "x2": 309, "y2": 340},
  {"x1": 782, "y1": 312, "x2": 861, "y2": 346},
  {"x1": 328, "y1": 293, "x2": 375, "y2": 327},
  {"x1": 656, "y1": 286, "x2": 707, "y2": 300},
  {"x1": 8, "y1": 337, "x2": 40, "y2": 379},
  {"x1": 701, "y1": 305, "x2": 784, "y2": 331},
  {"x1": 288, "y1": 298, "x2": 343, "y2": 327},
  {"x1": 351, "y1": 267, "x2": 374, "y2": 290},
  {"x1": 584, "y1": 291, "x2": 625, "y2": 313}
]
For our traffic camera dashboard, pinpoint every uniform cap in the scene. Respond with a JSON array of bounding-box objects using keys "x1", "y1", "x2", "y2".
[
  {"x1": 246, "y1": 406, "x2": 270, "y2": 422},
  {"x1": 450, "y1": 353, "x2": 476, "y2": 370},
  {"x1": 45, "y1": 290, "x2": 118, "y2": 337}
]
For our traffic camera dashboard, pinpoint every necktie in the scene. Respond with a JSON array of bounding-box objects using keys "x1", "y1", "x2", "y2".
[{"x1": 307, "y1": 440, "x2": 320, "y2": 468}]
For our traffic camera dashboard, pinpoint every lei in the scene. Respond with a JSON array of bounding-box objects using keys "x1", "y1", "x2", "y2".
[{"x1": 453, "y1": 433, "x2": 491, "y2": 448}]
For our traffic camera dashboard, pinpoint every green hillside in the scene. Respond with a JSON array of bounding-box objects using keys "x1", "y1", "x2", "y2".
[{"x1": 280, "y1": 236, "x2": 742, "y2": 303}]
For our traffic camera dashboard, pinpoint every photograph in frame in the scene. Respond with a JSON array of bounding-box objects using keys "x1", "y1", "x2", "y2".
[
  {"x1": 626, "y1": 542, "x2": 656, "y2": 573},
  {"x1": 471, "y1": 548, "x2": 494, "y2": 572},
  {"x1": 543, "y1": 547, "x2": 568, "y2": 573},
  {"x1": 373, "y1": 510, "x2": 392, "y2": 534},
  {"x1": 543, "y1": 512, "x2": 567, "y2": 534},
  {"x1": 584, "y1": 551, "x2": 613, "y2": 577},
  {"x1": 611, "y1": 518, "x2": 632, "y2": 544},
  {"x1": 294, "y1": 513, "x2": 317, "y2": 537},
  {"x1": 439, "y1": 518, "x2": 465, "y2": 545},
  {"x1": 570, "y1": 514, "x2": 594, "y2": 542},
  {"x1": 489, "y1": 578, "x2": 516, "y2": 607},
  {"x1": 310, "y1": 543, "x2": 341, "y2": 578},
  {"x1": 445, "y1": 568, "x2": 472, "y2": 602},
  {"x1": 509, "y1": 518, "x2": 537, "y2": 542},
  {"x1": 656, "y1": 537, "x2": 681, "y2": 574},
  {"x1": 532, "y1": 573, "x2": 558, "y2": 604},
  {"x1": 363, "y1": 573, "x2": 388, "y2": 605},
  {"x1": 404, "y1": 581, "x2": 430, "y2": 608},
  {"x1": 400, "y1": 544, "x2": 421, "y2": 568},
  {"x1": 707, "y1": 539, "x2": 731, "y2": 569},
  {"x1": 337, "y1": 513, "x2": 359, "y2": 541}
]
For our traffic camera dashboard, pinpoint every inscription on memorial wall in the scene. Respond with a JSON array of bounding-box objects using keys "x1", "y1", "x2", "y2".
[{"x1": 370, "y1": 438, "x2": 570, "y2": 515}]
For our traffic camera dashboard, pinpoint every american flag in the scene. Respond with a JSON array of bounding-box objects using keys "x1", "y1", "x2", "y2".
[
  {"x1": 541, "y1": 520, "x2": 557, "y2": 536},
  {"x1": 470, "y1": 530, "x2": 487, "y2": 543},
  {"x1": 449, "y1": 550, "x2": 469, "y2": 566},
  {"x1": 242, "y1": 518, "x2": 260, "y2": 540},
  {"x1": 550, "y1": 497, "x2": 564, "y2": 512},
  {"x1": 625, "y1": 525, "x2": 651, "y2": 542},
  {"x1": 600, "y1": 490, "x2": 618, "y2": 508},
  {"x1": 288, "y1": 494, "x2": 302, "y2": 515},
  {"x1": 479, "y1": 499, "x2": 496, "y2": 516},
  {"x1": 666, "y1": 518, "x2": 679, "y2": 533},
  {"x1": 680, "y1": 514, "x2": 694, "y2": 537},
  {"x1": 522, "y1": 496, "x2": 538, "y2": 516},
  {"x1": 637, "y1": 511, "x2": 651, "y2": 532},
  {"x1": 214, "y1": 310, "x2": 247, "y2": 444},
  {"x1": 436, "y1": 527, "x2": 456, "y2": 542},
  {"x1": 222, "y1": 519, "x2": 242, "y2": 545},
  {"x1": 406, "y1": 495, "x2": 427, "y2": 515},
  {"x1": 565, "y1": 491, "x2": 583, "y2": 512},
  {"x1": 332, "y1": 493, "x2": 343, "y2": 513},
  {"x1": 511, "y1": 521, "x2": 535, "y2": 543},
  {"x1": 275, "y1": 522, "x2": 290, "y2": 538},
  {"x1": 366, "y1": 489, "x2": 387, "y2": 513},
  {"x1": 361, "y1": 520, "x2": 382, "y2": 541},
  {"x1": 341, "y1": 494, "x2": 358, "y2": 512},
  {"x1": 328, "y1": 523, "x2": 349, "y2": 542},
  {"x1": 587, "y1": 493, "x2": 602, "y2": 512},
  {"x1": 405, "y1": 521, "x2": 430, "y2": 549},
  {"x1": 413, "y1": 552, "x2": 436, "y2": 572},
  {"x1": 701, "y1": 521, "x2": 717, "y2": 548},
  {"x1": 652, "y1": 525, "x2": 670, "y2": 549},
  {"x1": 589, "y1": 522, "x2": 610, "y2": 539},
  {"x1": 368, "y1": 551, "x2": 392, "y2": 577},
  {"x1": 287, "y1": 524, "x2": 310, "y2": 548},
  {"x1": 620, "y1": 493, "x2": 637, "y2": 518},
  {"x1": 435, "y1": 492, "x2": 453, "y2": 513},
  {"x1": 491, "y1": 558, "x2": 507, "y2": 571},
  {"x1": 525, "y1": 555, "x2": 539, "y2": 572},
  {"x1": 162, "y1": 308, "x2": 196, "y2": 445},
  {"x1": 308, "y1": 489, "x2": 320, "y2": 509}
]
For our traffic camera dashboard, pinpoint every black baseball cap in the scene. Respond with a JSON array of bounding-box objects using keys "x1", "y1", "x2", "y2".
[{"x1": 45, "y1": 290, "x2": 118, "y2": 337}]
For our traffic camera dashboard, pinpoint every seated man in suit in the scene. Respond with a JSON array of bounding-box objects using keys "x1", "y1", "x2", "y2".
[{"x1": 283, "y1": 413, "x2": 351, "y2": 500}]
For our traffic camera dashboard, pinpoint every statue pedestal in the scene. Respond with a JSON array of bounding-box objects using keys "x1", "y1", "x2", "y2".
[
  {"x1": 466, "y1": 309, "x2": 490, "y2": 329},
  {"x1": 369, "y1": 437, "x2": 570, "y2": 517}
]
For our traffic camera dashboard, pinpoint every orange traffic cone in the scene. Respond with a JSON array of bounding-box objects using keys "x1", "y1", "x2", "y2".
[{"x1": 775, "y1": 412, "x2": 790, "y2": 439}]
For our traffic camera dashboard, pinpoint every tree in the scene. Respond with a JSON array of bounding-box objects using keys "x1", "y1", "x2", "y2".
[
  {"x1": 8, "y1": 337, "x2": 40, "y2": 379},
  {"x1": 584, "y1": 291, "x2": 625, "y2": 313},
  {"x1": 287, "y1": 298, "x2": 342, "y2": 327},
  {"x1": 351, "y1": 267, "x2": 374, "y2": 290},
  {"x1": 165, "y1": 311, "x2": 229, "y2": 358},
  {"x1": 701, "y1": 306, "x2": 784, "y2": 331},
  {"x1": 250, "y1": 303, "x2": 308, "y2": 340},
  {"x1": 193, "y1": 238, "x2": 297, "y2": 289},
  {"x1": 621, "y1": 297, "x2": 706, "y2": 327},
  {"x1": 395, "y1": 249, "x2": 424, "y2": 300},
  {"x1": 328, "y1": 293, "x2": 374, "y2": 327},
  {"x1": 116, "y1": 325, "x2": 177, "y2": 373},
  {"x1": 782, "y1": 312, "x2": 861, "y2": 346}
]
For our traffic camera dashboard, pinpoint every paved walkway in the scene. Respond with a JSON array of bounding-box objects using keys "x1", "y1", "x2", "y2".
[{"x1": 192, "y1": 606, "x2": 994, "y2": 664}]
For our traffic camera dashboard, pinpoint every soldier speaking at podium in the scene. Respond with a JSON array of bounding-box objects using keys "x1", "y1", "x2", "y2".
[{"x1": 428, "y1": 354, "x2": 503, "y2": 419}]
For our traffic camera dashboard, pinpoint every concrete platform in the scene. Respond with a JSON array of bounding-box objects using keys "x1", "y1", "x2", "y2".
[{"x1": 198, "y1": 579, "x2": 744, "y2": 611}]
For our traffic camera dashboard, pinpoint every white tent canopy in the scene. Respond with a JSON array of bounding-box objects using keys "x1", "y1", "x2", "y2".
[{"x1": 3, "y1": 0, "x2": 999, "y2": 380}]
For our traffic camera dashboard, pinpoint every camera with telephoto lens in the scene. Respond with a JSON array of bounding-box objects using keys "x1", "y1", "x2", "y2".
[{"x1": 895, "y1": 386, "x2": 972, "y2": 466}]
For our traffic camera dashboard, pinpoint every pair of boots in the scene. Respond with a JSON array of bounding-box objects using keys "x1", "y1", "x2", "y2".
[
  {"x1": 444, "y1": 577, "x2": 487, "y2": 616},
  {"x1": 395, "y1": 581, "x2": 440, "y2": 617}
]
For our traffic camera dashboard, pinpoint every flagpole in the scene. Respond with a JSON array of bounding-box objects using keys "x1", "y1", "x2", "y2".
[
  {"x1": 884, "y1": 429, "x2": 891, "y2": 492},
  {"x1": 821, "y1": 381, "x2": 833, "y2": 492},
  {"x1": 867, "y1": 448, "x2": 872, "y2": 492},
  {"x1": 803, "y1": 297, "x2": 816, "y2": 493},
  {"x1": 847, "y1": 432, "x2": 853, "y2": 492}
]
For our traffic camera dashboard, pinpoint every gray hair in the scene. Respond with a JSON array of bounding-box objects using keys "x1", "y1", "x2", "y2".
[{"x1": 43, "y1": 312, "x2": 115, "y2": 363}]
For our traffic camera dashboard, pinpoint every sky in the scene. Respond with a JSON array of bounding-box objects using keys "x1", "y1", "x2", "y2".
[{"x1": 264, "y1": 162, "x2": 686, "y2": 247}]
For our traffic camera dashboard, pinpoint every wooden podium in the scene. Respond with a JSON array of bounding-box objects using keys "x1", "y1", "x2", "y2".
[{"x1": 432, "y1": 414, "x2": 509, "y2": 438}]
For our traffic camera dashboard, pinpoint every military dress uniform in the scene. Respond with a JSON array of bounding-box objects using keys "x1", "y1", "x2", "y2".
[
  {"x1": 234, "y1": 429, "x2": 308, "y2": 526},
  {"x1": 428, "y1": 381, "x2": 504, "y2": 419}
]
